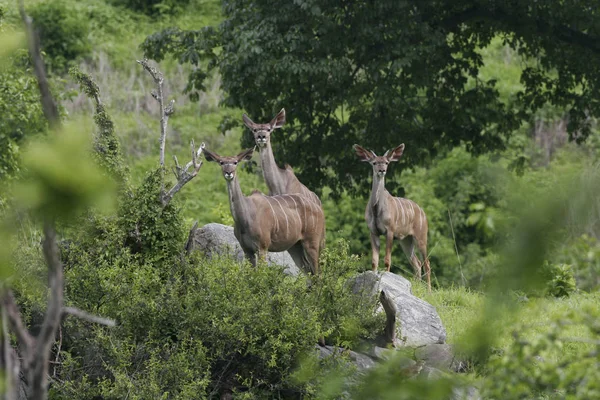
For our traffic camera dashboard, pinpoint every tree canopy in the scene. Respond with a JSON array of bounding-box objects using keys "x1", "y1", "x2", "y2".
[{"x1": 143, "y1": 0, "x2": 600, "y2": 196}]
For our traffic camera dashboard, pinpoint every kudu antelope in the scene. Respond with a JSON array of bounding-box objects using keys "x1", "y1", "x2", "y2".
[
  {"x1": 204, "y1": 147, "x2": 325, "y2": 275},
  {"x1": 354, "y1": 144, "x2": 432, "y2": 292},
  {"x1": 242, "y1": 109, "x2": 322, "y2": 207}
]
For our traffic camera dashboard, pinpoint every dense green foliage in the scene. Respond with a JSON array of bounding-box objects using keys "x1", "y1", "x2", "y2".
[
  {"x1": 0, "y1": 54, "x2": 47, "y2": 181},
  {"x1": 29, "y1": 1, "x2": 91, "y2": 72},
  {"x1": 111, "y1": 0, "x2": 191, "y2": 16},
  {"x1": 54, "y1": 219, "x2": 381, "y2": 398},
  {"x1": 142, "y1": 0, "x2": 600, "y2": 196}
]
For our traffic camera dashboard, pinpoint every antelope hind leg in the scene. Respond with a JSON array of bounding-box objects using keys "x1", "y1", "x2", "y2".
[
  {"x1": 399, "y1": 237, "x2": 422, "y2": 280},
  {"x1": 415, "y1": 238, "x2": 431, "y2": 292},
  {"x1": 302, "y1": 240, "x2": 320, "y2": 276},
  {"x1": 384, "y1": 231, "x2": 394, "y2": 272}
]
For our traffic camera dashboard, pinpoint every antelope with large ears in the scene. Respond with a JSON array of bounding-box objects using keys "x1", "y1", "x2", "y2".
[
  {"x1": 203, "y1": 147, "x2": 325, "y2": 275},
  {"x1": 353, "y1": 143, "x2": 432, "y2": 292},
  {"x1": 242, "y1": 109, "x2": 322, "y2": 207}
]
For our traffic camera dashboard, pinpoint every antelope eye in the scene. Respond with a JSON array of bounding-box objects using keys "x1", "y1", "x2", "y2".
[
  {"x1": 219, "y1": 161, "x2": 224, "y2": 165},
  {"x1": 253, "y1": 129, "x2": 257, "y2": 133},
  {"x1": 234, "y1": 161, "x2": 238, "y2": 165}
]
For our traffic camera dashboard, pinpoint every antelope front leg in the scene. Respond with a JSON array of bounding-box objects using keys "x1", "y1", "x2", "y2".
[
  {"x1": 257, "y1": 248, "x2": 268, "y2": 266},
  {"x1": 370, "y1": 233, "x2": 381, "y2": 271},
  {"x1": 244, "y1": 250, "x2": 257, "y2": 267},
  {"x1": 384, "y1": 231, "x2": 394, "y2": 272}
]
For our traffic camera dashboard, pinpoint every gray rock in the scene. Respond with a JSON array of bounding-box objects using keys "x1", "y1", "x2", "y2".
[
  {"x1": 415, "y1": 343, "x2": 455, "y2": 371},
  {"x1": 350, "y1": 271, "x2": 447, "y2": 347},
  {"x1": 315, "y1": 345, "x2": 376, "y2": 371},
  {"x1": 451, "y1": 385, "x2": 482, "y2": 400},
  {"x1": 417, "y1": 365, "x2": 445, "y2": 380},
  {"x1": 347, "y1": 350, "x2": 376, "y2": 370},
  {"x1": 191, "y1": 223, "x2": 300, "y2": 276},
  {"x1": 369, "y1": 346, "x2": 395, "y2": 361}
]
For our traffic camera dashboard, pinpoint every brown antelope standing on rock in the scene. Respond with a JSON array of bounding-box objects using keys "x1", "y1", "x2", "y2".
[
  {"x1": 203, "y1": 147, "x2": 325, "y2": 275},
  {"x1": 242, "y1": 109, "x2": 322, "y2": 207},
  {"x1": 353, "y1": 144, "x2": 432, "y2": 292}
]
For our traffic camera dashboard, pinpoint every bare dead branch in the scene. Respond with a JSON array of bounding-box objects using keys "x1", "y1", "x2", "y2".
[
  {"x1": 62, "y1": 307, "x2": 116, "y2": 327},
  {"x1": 35, "y1": 224, "x2": 64, "y2": 358},
  {"x1": 161, "y1": 141, "x2": 205, "y2": 207},
  {"x1": 137, "y1": 59, "x2": 205, "y2": 205},
  {"x1": 137, "y1": 59, "x2": 171, "y2": 168},
  {"x1": 18, "y1": 0, "x2": 60, "y2": 129},
  {"x1": 2, "y1": 304, "x2": 20, "y2": 400},
  {"x1": 1, "y1": 291, "x2": 34, "y2": 350}
]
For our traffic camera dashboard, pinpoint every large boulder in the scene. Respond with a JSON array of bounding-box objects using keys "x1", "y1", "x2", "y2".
[
  {"x1": 415, "y1": 343, "x2": 456, "y2": 371},
  {"x1": 315, "y1": 345, "x2": 376, "y2": 371},
  {"x1": 350, "y1": 271, "x2": 446, "y2": 347},
  {"x1": 189, "y1": 223, "x2": 300, "y2": 276}
]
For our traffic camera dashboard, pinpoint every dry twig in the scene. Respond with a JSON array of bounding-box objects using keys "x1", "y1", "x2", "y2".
[{"x1": 137, "y1": 59, "x2": 205, "y2": 207}]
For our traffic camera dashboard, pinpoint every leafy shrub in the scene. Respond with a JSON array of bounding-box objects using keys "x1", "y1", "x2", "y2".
[
  {"x1": 29, "y1": 1, "x2": 91, "y2": 71},
  {"x1": 42, "y1": 159, "x2": 381, "y2": 398},
  {"x1": 557, "y1": 234, "x2": 600, "y2": 292},
  {"x1": 111, "y1": 0, "x2": 191, "y2": 16},
  {"x1": 541, "y1": 261, "x2": 577, "y2": 298},
  {"x1": 0, "y1": 52, "x2": 48, "y2": 181},
  {"x1": 59, "y1": 239, "x2": 381, "y2": 397},
  {"x1": 312, "y1": 239, "x2": 384, "y2": 347},
  {"x1": 483, "y1": 306, "x2": 600, "y2": 399}
]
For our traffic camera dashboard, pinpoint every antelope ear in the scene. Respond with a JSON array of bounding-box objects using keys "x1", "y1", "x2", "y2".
[
  {"x1": 353, "y1": 144, "x2": 375, "y2": 162},
  {"x1": 385, "y1": 144, "x2": 405, "y2": 162},
  {"x1": 203, "y1": 148, "x2": 222, "y2": 163},
  {"x1": 236, "y1": 147, "x2": 255, "y2": 161},
  {"x1": 242, "y1": 114, "x2": 257, "y2": 130},
  {"x1": 270, "y1": 108, "x2": 286, "y2": 129}
]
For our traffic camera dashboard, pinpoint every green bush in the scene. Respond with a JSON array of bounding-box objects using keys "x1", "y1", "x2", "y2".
[
  {"x1": 541, "y1": 261, "x2": 577, "y2": 298},
  {"x1": 483, "y1": 306, "x2": 600, "y2": 399},
  {"x1": 312, "y1": 239, "x2": 384, "y2": 348},
  {"x1": 110, "y1": 0, "x2": 191, "y2": 16},
  {"x1": 0, "y1": 52, "x2": 48, "y2": 181},
  {"x1": 557, "y1": 234, "x2": 600, "y2": 292},
  {"x1": 33, "y1": 162, "x2": 381, "y2": 398},
  {"x1": 29, "y1": 1, "x2": 91, "y2": 72}
]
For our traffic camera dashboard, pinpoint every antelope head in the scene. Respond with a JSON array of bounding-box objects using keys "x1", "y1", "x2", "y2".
[
  {"x1": 353, "y1": 144, "x2": 405, "y2": 177},
  {"x1": 242, "y1": 108, "x2": 286, "y2": 148},
  {"x1": 204, "y1": 147, "x2": 255, "y2": 181}
]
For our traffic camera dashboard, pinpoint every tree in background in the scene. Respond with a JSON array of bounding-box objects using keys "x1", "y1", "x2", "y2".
[{"x1": 142, "y1": 0, "x2": 600, "y2": 196}]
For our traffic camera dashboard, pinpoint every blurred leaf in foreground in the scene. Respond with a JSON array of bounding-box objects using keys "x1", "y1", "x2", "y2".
[
  {"x1": 0, "y1": 30, "x2": 26, "y2": 69},
  {"x1": 14, "y1": 118, "x2": 116, "y2": 221}
]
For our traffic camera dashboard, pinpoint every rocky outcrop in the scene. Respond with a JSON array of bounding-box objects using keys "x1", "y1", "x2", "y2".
[
  {"x1": 415, "y1": 343, "x2": 456, "y2": 371},
  {"x1": 350, "y1": 271, "x2": 447, "y2": 347},
  {"x1": 316, "y1": 344, "x2": 480, "y2": 399},
  {"x1": 189, "y1": 223, "x2": 300, "y2": 276}
]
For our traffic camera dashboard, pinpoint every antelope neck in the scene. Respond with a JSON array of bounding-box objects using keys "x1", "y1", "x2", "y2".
[
  {"x1": 226, "y1": 176, "x2": 253, "y2": 226},
  {"x1": 259, "y1": 141, "x2": 285, "y2": 194},
  {"x1": 370, "y1": 174, "x2": 387, "y2": 208}
]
